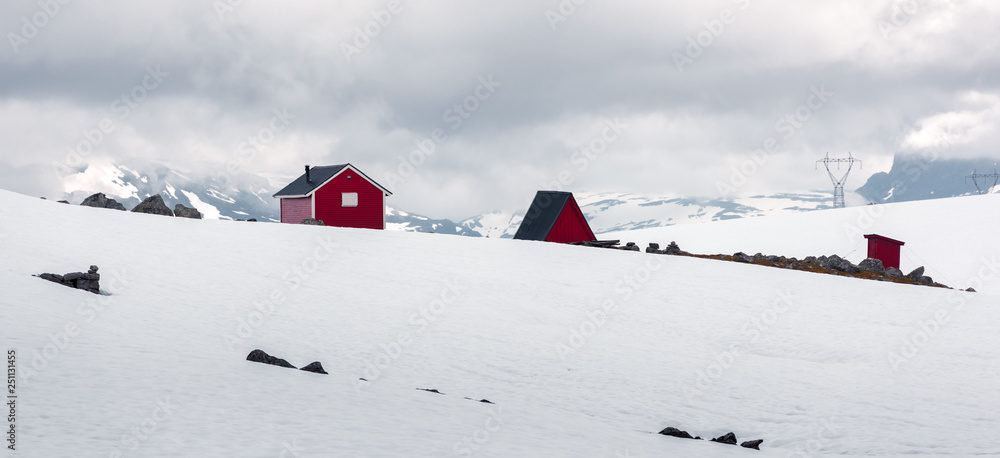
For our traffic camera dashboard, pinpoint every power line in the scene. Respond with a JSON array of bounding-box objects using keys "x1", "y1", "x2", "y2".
[{"x1": 816, "y1": 152, "x2": 861, "y2": 208}]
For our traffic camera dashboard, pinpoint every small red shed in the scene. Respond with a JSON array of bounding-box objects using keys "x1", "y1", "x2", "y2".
[
  {"x1": 273, "y1": 164, "x2": 391, "y2": 230},
  {"x1": 864, "y1": 234, "x2": 905, "y2": 269},
  {"x1": 513, "y1": 191, "x2": 597, "y2": 244}
]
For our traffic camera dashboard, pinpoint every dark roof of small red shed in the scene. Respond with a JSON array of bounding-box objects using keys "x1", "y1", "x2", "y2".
[
  {"x1": 513, "y1": 190, "x2": 594, "y2": 241},
  {"x1": 864, "y1": 234, "x2": 905, "y2": 246}
]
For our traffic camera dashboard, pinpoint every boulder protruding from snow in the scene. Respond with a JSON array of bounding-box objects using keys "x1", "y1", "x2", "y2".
[
  {"x1": 741, "y1": 439, "x2": 763, "y2": 450},
  {"x1": 733, "y1": 252, "x2": 752, "y2": 263},
  {"x1": 131, "y1": 194, "x2": 173, "y2": 217},
  {"x1": 658, "y1": 427, "x2": 695, "y2": 439},
  {"x1": 301, "y1": 218, "x2": 325, "y2": 226},
  {"x1": 907, "y1": 266, "x2": 925, "y2": 281},
  {"x1": 35, "y1": 265, "x2": 101, "y2": 294},
  {"x1": 858, "y1": 258, "x2": 885, "y2": 274},
  {"x1": 173, "y1": 204, "x2": 202, "y2": 219},
  {"x1": 80, "y1": 192, "x2": 127, "y2": 211},
  {"x1": 885, "y1": 266, "x2": 903, "y2": 278},
  {"x1": 246, "y1": 349, "x2": 296, "y2": 369},
  {"x1": 299, "y1": 361, "x2": 328, "y2": 374},
  {"x1": 711, "y1": 432, "x2": 738, "y2": 445}
]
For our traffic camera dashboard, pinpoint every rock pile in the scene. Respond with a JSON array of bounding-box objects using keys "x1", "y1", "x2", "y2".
[
  {"x1": 658, "y1": 427, "x2": 763, "y2": 450},
  {"x1": 36, "y1": 265, "x2": 101, "y2": 294},
  {"x1": 301, "y1": 218, "x2": 325, "y2": 226},
  {"x1": 246, "y1": 349, "x2": 328, "y2": 375},
  {"x1": 80, "y1": 193, "x2": 126, "y2": 211},
  {"x1": 646, "y1": 241, "x2": 688, "y2": 255}
]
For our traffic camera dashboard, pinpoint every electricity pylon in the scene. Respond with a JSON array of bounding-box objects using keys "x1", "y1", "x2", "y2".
[{"x1": 817, "y1": 153, "x2": 861, "y2": 208}]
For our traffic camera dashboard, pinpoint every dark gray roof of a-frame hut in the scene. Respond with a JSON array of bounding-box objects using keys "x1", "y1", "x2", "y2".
[{"x1": 513, "y1": 191, "x2": 574, "y2": 241}]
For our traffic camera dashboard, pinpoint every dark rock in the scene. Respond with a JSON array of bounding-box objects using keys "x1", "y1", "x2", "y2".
[
  {"x1": 664, "y1": 241, "x2": 686, "y2": 255},
  {"x1": 822, "y1": 255, "x2": 860, "y2": 273},
  {"x1": 766, "y1": 255, "x2": 781, "y2": 263},
  {"x1": 920, "y1": 276, "x2": 934, "y2": 284},
  {"x1": 57, "y1": 200, "x2": 69, "y2": 204},
  {"x1": 35, "y1": 267, "x2": 101, "y2": 294},
  {"x1": 247, "y1": 218, "x2": 257, "y2": 222},
  {"x1": 299, "y1": 361, "x2": 328, "y2": 374},
  {"x1": 885, "y1": 267, "x2": 903, "y2": 278},
  {"x1": 752, "y1": 253, "x2": 765, "y2": 262},
  {"x1": 478, "y1": 399, "x2": 493, "y2": 404},
  {"x1": 301, "y1": 218, "x2": 325, "y2": 226},
  {"x1": 246, "y1": 349, "x2": 296, "y2": 369},
  {"x1": 858, "y1": 258, "x2": 885, "y2": 274},
  {"x1": 417, "y1": 388, "x2": 444, "y2": 394},
  {"x1": 173, "y1": 204, "x2": 202, "y2": 219},
  {"x1": 711, "y1": 432, "x2": 738, "y2": 445},
  {"x1": 966, "y1": 287, "x2": 977, "y2": 292},
  {"x1": 131, "y1": 194, "x2": 173, "y2": 216},
  {"x1": 741, "y1": 439, "x2": 763, "y2": 450},
  {"x1": 804, "y1": 256, "x2": 818, "y2": 264},
  {"x1": 907, "y1": 266, "x2": 925, "y2": 281},
  {"x1": 80, "y1": 193, "x2": 127, "y2": 211},
  {"x1": 648, "y1": 243, "x2": 660, "y2": 250},
  {"x1": 658, "y1": 427, "x2": 694, "y2": 439},
  {"x1": 694, "y1": 437, "x2": 702, "y2": 440},
  {"x1": 733, "y1": 252, "x2": 752, "y2": 263}
]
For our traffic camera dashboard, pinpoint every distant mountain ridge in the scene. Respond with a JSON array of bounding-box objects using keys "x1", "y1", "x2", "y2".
[
  {"x1": 856, "y1": 153, "x2": 999, "y2": 203},
  {"x1": 61, "y1": 156, "x2": 995, "y2": 238}
]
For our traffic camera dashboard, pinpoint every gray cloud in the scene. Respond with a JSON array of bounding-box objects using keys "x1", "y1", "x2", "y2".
[{"x1": 1, "y1": 0, "x2": 998, "y2": 219}]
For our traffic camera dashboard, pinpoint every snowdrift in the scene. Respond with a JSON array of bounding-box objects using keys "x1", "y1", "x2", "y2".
[{"x1": 1, "y1": 189, "x2": 998, "y2": 457}]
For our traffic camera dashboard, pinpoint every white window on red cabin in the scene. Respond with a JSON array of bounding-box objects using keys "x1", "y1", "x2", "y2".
[{"x1": 342, "y1": 192, "x2": 358, "y2": 207}]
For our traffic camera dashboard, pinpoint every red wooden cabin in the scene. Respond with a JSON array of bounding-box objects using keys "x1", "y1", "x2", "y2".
[
  {"x1": 273, "y1": 164, "x2": 391, "y2": 229},
  {"x1": 513, "y1": 191, "x2": 597, "y2": 243},
  {"x1": 864, "y1": 234, "x2": 905, "y2": 269}
]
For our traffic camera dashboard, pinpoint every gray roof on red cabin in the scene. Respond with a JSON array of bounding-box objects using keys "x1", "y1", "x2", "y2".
[{"x1": 273, "y1": 164, "x2": 392, "y2": 198}]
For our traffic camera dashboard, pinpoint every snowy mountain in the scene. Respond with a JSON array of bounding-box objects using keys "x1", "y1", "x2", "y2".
[
  {"x1": 2, "y1": 188, "x2": 999, "y2": 456},
  {"x1": 856, "y1": 153, "x2": 1000, "y2": 203},
  {"x1": 57, "y1": 160, "x2": 851, "y2": 238}
]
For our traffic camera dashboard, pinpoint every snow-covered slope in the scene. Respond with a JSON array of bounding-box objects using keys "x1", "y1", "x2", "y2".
[
  {"x1": 603, "y1": 194, "x2": 1000, "y2": 295},
  {"x1": 3, "y1": 189, "x2": 998, "y2": 456}
]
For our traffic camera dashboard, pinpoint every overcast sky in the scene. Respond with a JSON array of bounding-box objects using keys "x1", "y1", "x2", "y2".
[{"x1": 1, "y1": 0, "x2": 998, "y2": 219}]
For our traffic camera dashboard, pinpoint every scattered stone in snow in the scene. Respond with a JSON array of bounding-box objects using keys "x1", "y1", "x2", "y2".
[
  {"x1": 247, "y1": 218, "x2": 257, "y2": 222},
  {"x1": 57, "y1": 200, "x2": 69, "y2": 204},
  {"x1": 885, "y1": 266, "x2": 903, "y2": 278},
  {"x1": 907, "y1": 266, "x2": 925, "y2": 281},
  {"x1": 299, "y1": 361, "x2": 328, "y2": 375},
  {"x1": 664, "y1": 241, "x2": 687, "y2": 255},
  {"x1": 131, "y1": 194, "x2": 173, "y2": 217},
  {"x1": 741, "y1": 439, "x2": 763, "y2": 450},
  {"x1": 966, "y1": 287, "x2": 977, "y2": 292},
  {"x1": 859, "y1": 258, "x2": 885, "y2": 274},
  {"x1": 464, "y1": 397, "x2": 494, "y2": 404},
  {"x1": 80, "y1": 192, "x2": 127, "y2": 211},
  {"x1": 710, "y1": 432, "x2": 738, "y2": 445},
  {"x1": 301, "y1": 218, "x2": 325, "y2": 226},
  {"x1": 35, "y1": 265, "x2": 101, "y2": 294},
  {"x1": 658, "y1": 427, "x2": 694, "y2": 439},
  {"x1": 416, "y1": 388, "x2": 444, "y2": 394},
  {"x1": 645, "y1": 243, "x2": 660, "y2": 253},
  {"x1": 246, "y1": 349, "x2": 296, "y2": 369},
  {"x1": 173, "y1": 204, "x2": 202, "y2": 219}
]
